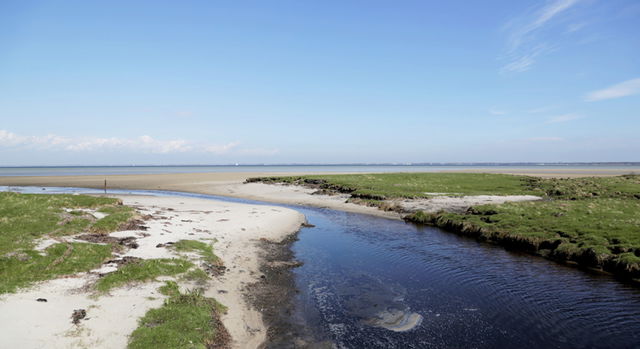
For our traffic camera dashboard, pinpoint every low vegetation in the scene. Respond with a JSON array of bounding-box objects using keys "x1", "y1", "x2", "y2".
[
  {"x1": 0, "y1": 192, "x2": 136, "y2": 293},
  {"x1": 128, "y1": 281, "x2": 229, "y2": 349},
  {"x1": 95, "y1": 258, "x2": 193, "y2": 292},
  {"x1": 252, "y1": 173, "x2": 640, "y2": 280},
  {"x1": 248, "y1": 173, "x2": 541, "y2": 199},
  {"x1": 172, "y1": 239, "x2": 221, "y2": 266}
]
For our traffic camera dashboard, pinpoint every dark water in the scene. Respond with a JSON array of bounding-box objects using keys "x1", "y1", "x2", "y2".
[{"x1": 3, "y1": 186, "x2": 640, "y2": 348}]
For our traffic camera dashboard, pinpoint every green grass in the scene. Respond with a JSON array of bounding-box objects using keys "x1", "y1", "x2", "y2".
[
  {"x1": 180, "y1": 268, "x2": 211, "y2": 283},
  {"x1": 95, "y1": 258, "x2": 193, "y2": 292},
  {"x1": 172, "y1": 240, "x2": 222, "y2": 266},
  {"x1": 0, "y1": 192, "x2": 133, "y2": 255},
  {"x1": 249, "y1": 173, "x2": 542, "y2": 199},
  {"x1": 0, "y1": 192, "x2": 138, "y2": 293},
  {"x1": 129, "y1": 282, "x2": 229, "y2": 349},
  {"x1": 0, "y1": 242, "x2": 112, "y2": 293}
]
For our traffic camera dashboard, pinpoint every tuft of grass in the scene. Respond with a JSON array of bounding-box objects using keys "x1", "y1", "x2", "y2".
[
  {"x1": 181, "y1": 268, "x2": 211, "y2": 283},
  {"x1": 95, "y1": 258, "x2": 193, "y2": 292},
  {"x1": 129, "y1": 283, "x2": 229, "y2": 349},
  {"x1": 0, "y1": 242, "x2": 112, "y2": 293},
  {"x1": 172, "y1": 240, "x2": 222, "y2": 266},
  {"x1": 91, "y1": 206, "x2": 135, "y2": 233}
]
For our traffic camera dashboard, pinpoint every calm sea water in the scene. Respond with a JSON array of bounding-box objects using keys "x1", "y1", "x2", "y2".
[
  {"x1": 3, "y1": 186, "x2": 640, "y2": 348},
  {"x1": 1, "y1": 164, "x2": 639, "y2": 176}
]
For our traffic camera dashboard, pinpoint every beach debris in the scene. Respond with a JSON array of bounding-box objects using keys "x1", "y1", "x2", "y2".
[
  {"x1": 76, "y1": 234, "x2": 139, "y2": 249},
  {"x1": 104, "y1": 256, "x2": 142, "y2": 267},
  {"x1": 155, "y1": 242, "x2": 175, "y2": 248},
  {"x1": 71, "y1": 309, "x2": 87, "y2": 325},
  {"x1": 203, "y1": 262, "x2": 226, "y2": 276},
  {"x1": 36, "y1": 298, "x2": 47, "y2": 302},
  {"x1": 119, "y1": 219, "x2": 149, "y2": 231}
]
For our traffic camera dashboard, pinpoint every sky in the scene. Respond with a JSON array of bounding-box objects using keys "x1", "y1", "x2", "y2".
[{"x1": 0, "y1": 0, "x2": 639, "y2": 165}]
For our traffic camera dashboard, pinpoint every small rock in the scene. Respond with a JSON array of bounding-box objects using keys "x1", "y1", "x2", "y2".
[
  {"x1": 71, "y1": 309, "x2": 87, "y2": 325},
  {"x1": 36, "y1": 298, "x2": 47, "y2": 302}
]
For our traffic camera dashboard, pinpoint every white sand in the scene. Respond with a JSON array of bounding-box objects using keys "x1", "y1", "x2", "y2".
[
  {"x1": 0, "y1": 195, "x2": 305, "y2": 349},
  {"x1": 395, "y1": 195, "x2": 543, "y2": 213},
  {"x1": 216, "y1": 182, "x2": 403, "y2": 219}
]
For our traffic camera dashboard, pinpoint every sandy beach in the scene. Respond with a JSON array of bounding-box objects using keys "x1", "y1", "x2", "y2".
[{"x1": 0, "y1": 194, "x2": 305, "y2": 348}]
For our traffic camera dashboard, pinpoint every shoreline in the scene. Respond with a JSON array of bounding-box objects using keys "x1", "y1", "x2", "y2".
[{"x1": 0, "y1": 193, "x2": 306, "y2": 348}]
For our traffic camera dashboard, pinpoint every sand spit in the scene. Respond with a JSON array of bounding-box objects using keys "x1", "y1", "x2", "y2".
[{"x1": 0, "y1": 195, "x2": 305, "y2": 349}]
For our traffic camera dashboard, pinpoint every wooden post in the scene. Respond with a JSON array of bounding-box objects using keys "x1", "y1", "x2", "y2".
[{"x1": 104, "y1": 179, "x2": 107, "y2": 194}]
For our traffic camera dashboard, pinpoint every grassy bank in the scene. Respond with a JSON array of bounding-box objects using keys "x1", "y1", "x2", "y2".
[
  {"x1": 248, "y1": 173, "x2": 541, "y2": 199},
  {"x1": 250, "y1": 173, "x2": 640, "y2": 280},
  {"x1": 0, "y1": 192, "x2": 135, "y2": 293}
]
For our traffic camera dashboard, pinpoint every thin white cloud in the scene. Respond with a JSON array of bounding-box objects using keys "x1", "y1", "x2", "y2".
[
  {"x1": 0, "y1": 130, "x2": 270, "y2": 156},
  {"x1": 501, "y1": 0, "x2": 582, "y2": 73},
  {"x1": 545, "y1": 113, "x2": 583, "y2": 123},
  {"x1": 489, "y1": 108, "x2": 508, "y2": 116},
  {"x1": 584, "y1": 78, "x2": 640, "y2": 101}
]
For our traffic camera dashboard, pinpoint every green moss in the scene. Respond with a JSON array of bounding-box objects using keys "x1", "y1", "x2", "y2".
[
  {"x1": 95, "y1": 259, "x2": 193, "y2": 292},
  {"x1": 128, "y1": 285, "x2": 228, "y2": 349}
]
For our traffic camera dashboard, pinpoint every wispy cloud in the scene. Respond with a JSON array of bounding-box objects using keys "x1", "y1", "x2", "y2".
[
  {"x1": 501, "y1": 0, "x2": 582, "y2": 73},
  {"x1": 489, "y1": 108, "x2": 508, "y2": 116},
  {"x1": 545, "y1": 113, "x2": 582, "y2": 123},
  {"x1": 0, "y1": 130, "x2": 273, "y2": 156},
  {"x1": 584, "y1": 78, "x2": 640, "y2": 101}
]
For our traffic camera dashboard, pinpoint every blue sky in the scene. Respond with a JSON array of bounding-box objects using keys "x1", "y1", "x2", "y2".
[{"x1": 1, "y1": 0, "x2": 639, "y2": 165}]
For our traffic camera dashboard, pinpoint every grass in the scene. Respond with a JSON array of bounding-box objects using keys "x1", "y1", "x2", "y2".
[
  {"x1": 0, "y1": 242, "x2": 112, "y2": 293},
  {"x1": 172, "y1": 240, "x2": 222, "y2": 266},
  {"x1": 95, "y1": 258, "x2": 193, "y2": 292},
  {"x1": 0, "y1": 192, "x2": 133, "y2": 255},
  {"x1": 129, "y1": 281, "x2": 229, "y2": 349},
  {"x1": 0, "y1": 192, "x2": 137, "y2": 293},
  {"x1": 249, "y1": 173, "x2": 542, "y2": 199}
]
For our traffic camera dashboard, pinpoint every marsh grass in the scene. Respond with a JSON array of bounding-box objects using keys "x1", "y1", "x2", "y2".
[
  {"x1": 129, "y1": 281, "x2": 229, "y2": 349},
  {"x1": 95, "y1": 258, "x2": 193, "y2": 292},
  {"x1": 250, "y1": 173, "x2": 541, "y2": 199}
]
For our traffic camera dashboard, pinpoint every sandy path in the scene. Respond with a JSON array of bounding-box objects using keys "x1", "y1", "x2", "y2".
[{"x1": 0, "y1": 195, "x2": 305, "y2": 349}]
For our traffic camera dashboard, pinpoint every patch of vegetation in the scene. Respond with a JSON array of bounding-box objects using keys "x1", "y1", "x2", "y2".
[
  {"x1": 91, "y1": 205, "x2": 135, "y2": 233},
  {"x1": 96, "y1": 258, "x2": 193, "y2": 292},
  {"x1": 181, "y1": 268, "x2": 211, "y2": 283},
  {"x1": 0, "y1": 242, "x2": 112, "y2": 293},
  {"x1": 0, "y1": 192, "x2": 133, "y2": 255},
  {"x1": 173, "y1": 240, "x2": 222, "y2": 266},
  {"x1": 129, "y1": 282, "x2": 229, "y2": 349},
  {"x1": 0, "y1": 192, "x2": 138, "y2": 293},
  {"x1": 249, "y1": 173, "x2": 542, "y2": 199}
]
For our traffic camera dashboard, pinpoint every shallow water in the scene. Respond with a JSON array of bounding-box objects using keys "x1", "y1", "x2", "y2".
[{"x1": 4, "y1": 186, "x2": 640, "y2": 348}]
